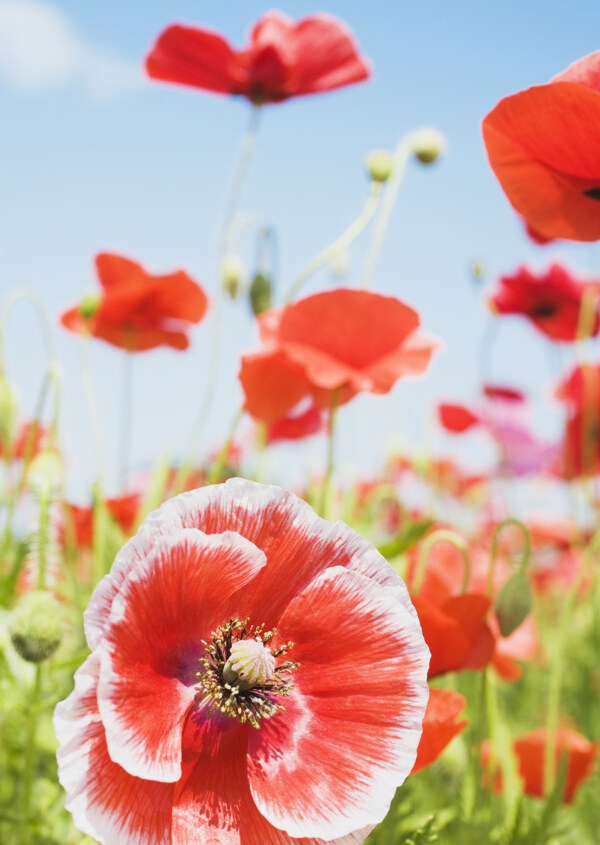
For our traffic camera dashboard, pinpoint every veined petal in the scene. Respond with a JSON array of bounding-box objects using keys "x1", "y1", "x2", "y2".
[
  {"x1": 97, "y1": 529, "x2": 267, "y2": 782},
  {"x1": 54, "y1": 654, "x2": 173, "y2": 845},
  {"x1": 247, "y1": 566, "x2": 429, "y2": 840}
]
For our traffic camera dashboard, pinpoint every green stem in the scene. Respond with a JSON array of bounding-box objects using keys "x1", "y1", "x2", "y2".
[
  {"x1": 285, "y1": 181, "x2": 382, "y2": 303},
  {"x1": 413, "y1": 529, "x2": 471, "y2": 595},
  {"x1": 21, "y1": 663, "x2": 42, "y2": 840},
  {"x1": 118, "y1": 349, "x2": 134, "y2": 491},
  {"x1": 319, "y1": 399, "x2": 339, "y2": 520},
  {"x1": 177, "y1": 107, "x2": 261, "y2": 493},
  {"x1": 362, "y1": 131, "x2": 421, "y2": 288},
  {"x1": 36, "y1": 488, "x2": 50, "y2": 590},
  {"x1": 206, "y1": 408, "x2": 243, "y2": 486},
  {"x1": 488, "y1": 518, "x2": 531, "y2": 597}
]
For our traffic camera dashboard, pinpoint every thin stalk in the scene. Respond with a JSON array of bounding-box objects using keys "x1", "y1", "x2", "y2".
[
  {"x1": 285, "y1": 181, "x2": 382, "y2": 303},
  {"x1": 0, "y1": 287, "x2": 56, "y2": 369},
  {"x1": 543, "y1": 536, "x2": 595, "y2": 795},
  {"x1": 318, "y1": 399, "x2": 339, "y2": 520},
  {"x1": 118, "y1": 348, "x2": 134, "y2": 491},
  {"x1": 206, "y1": 408, "x2": 243, "y2": 486},
  {"x1": 487, "y1": 517, "x2": 531, "y2": 597},
  {"x1": 36, "y1": 488, "x2": 50, "y2": 590},
  {"x1": 177, "y1": 107, "x2": 261, "y2": 492},
  {"x1": 362, "y1": 132, "x2": 418, "y2": 288},
  {"x1": 21, "y1": 663, "x2": 42, "y2": 841}
]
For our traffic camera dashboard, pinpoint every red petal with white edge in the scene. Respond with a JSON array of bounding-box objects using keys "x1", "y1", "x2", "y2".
[
  {"x1": 247, "y1": 566, "x2": 429, "y2": 840},
  {"x1": 54, "y1": 654, "x2": 173, "y2": 845},
  {"x1": 86, "y1": 480, "x2": 408, "y2": 646},
  {"x1": 97, "y1": 529, "x2": 267, "y2": 782},
  {"x1": 173, "y1": 707, "x2": 373, "y2": 845}
]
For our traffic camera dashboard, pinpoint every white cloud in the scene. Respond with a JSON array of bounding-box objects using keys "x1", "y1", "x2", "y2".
[{"x1": 0, "y1": 0, "x2": 143, "y2": 100}]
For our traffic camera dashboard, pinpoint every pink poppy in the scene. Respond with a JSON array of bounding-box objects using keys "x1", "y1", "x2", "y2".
[{"x1": 54, "y1": 479, "x2": 429, "y2": 844}]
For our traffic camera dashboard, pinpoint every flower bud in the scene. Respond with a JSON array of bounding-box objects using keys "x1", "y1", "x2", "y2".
[
  {"x1": 27, "y1": 449, "x2": 63, "y2": 497},
  {"x1": 220, "y1": 255, "x2": 245, "y2": 299},
  {"x1": 249, "y1": 273, "x2": 273, "y2": 316},
  {"x1": 79, "y1": 293, "x2": 101, "y2": 320},
  {"x1": 0, "y1": 375, "x2": 19, "y2": 450},
  {"x1": 411, "y1": 128, "x2": 446, "y2": 165},
  {"x1": 366, "y1": 150, "x2": 394, "y2": 183},
  {"x1": 494, "y1": 572, "x2": 533, "y2": 637},
  {"x1": 9, "y1": 591, "x2": 63, "y2": 662}
]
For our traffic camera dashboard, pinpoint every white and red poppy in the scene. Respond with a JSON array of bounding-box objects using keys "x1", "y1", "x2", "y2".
[{"x1": 55, "y1": 478, "x2": 430, "y2": 844}]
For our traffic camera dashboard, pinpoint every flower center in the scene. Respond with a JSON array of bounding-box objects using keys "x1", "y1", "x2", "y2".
[{"x1": 196, "y1": 618, "x2": 298, "y2": 728}]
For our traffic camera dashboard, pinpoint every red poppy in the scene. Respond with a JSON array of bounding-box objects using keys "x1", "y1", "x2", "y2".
[
  {"x1": 482, "y1": 60, "x2": 600, "y2": 241},
  {"x1": 61, "y1": 254, "x2": 208, "y2": 352},
  {"x1": 438, "y1": 402, "x2": 480, "y2": 433},
  {"x1": 411, "y1": 592, "x2": 495, "y2": 679},
  {"x1": 483, "y1": 727, "x2": 598, "y2": 803},
  {"x1": 251, "y1": 289, "x2": 437, "y2": 413},
  {"x1": 146, "y1": 11, "x2": 370, "y2": 106},
  {"x1": 488, "y1": 264, "x2": 600, "y2": 342},
  {"x1": 63, "y1": 494, "x2": 143, "y2": 549},
  {"x1": 266, "y1": 404, "x2": 324, "y2": 443},
  {"x1": 411, "y1": 688, "x2": 468, "y2": 775},
  {"x1": 524, "y1": 219, "x2": 556, "y2": 245},
  {"x1": 54, "y1": 478, "x2": 429, "y2": 844}
]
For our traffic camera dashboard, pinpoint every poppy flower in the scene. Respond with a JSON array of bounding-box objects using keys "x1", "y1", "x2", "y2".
[
  {"x1": 61, "y1": 253, "x2": 208, "y2": 352},
  {"x1": 54, "y1": 478, "x2": 429, "y2": 844},
  {"x1": 487, "y1": 264, "x2": 600, "y2": 342},
  {"x1": 482, "y1": 384, "x2": 526, "y2": 403},
  {"x1": 146, "y1": 11, "x2": 370, "y2": 106},
  {"x1": 411, "y1": 688, "x2": 468, "y2": 775},
  {"x1": 63, "y1": 494, "x2": 143, "y2": 550},
  {"x1": 246, "y1": 289, "x2": 438, "y2": 415},
  {"x1": 483, "y1": 46, "x2": 600, "y2": 242},
  {"x1": 438, "y1": 402, "x2": 481, "y2": 433},
  {"x1": 266, "y1": 404, "x2": 324, "y2": 443},
  {"x1": 483, "y1": 727, "x2": 598, "y2": 803}
]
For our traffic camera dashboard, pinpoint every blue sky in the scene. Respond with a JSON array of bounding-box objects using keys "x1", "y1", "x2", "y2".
[{"x1": 2, "y1": 0, "x2": 600, "y2": 500}]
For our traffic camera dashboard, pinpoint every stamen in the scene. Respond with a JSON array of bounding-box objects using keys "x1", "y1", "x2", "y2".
[{"x1": 196, "y1": 618, "x2": 298, "y2": 728}]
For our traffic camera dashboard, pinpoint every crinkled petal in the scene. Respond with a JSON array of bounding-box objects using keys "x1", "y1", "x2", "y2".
[
  {"x1": 97, "y1": 529, "x2": 267, "y2": 782},
  {"x1": 54, "y1": 654, "x2": 173, "y2": 845},
  {"x1": 247, "y1": 566, "x2": 429, "y2": 840}
]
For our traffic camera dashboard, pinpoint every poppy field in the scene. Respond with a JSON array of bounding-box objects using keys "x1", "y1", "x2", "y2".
[{"x1": 1, "y1": 5, "x2": 600, "y2": 845}]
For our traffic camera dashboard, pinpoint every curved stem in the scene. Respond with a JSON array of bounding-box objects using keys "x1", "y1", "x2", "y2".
[
  {"x1": 488, "y1": 517, "x2": 531, "y2": 597},
  {"x1": 285, "y1": 181, "x2": 382, "y2": 303},
  {"x1": 0, "y1": 287, "x2": 56, "y2": 369},
  {"x1": 362, "y1": 131, "x2": 420, "y2": 289},
  {"x1": 414, "y1": 529, "x2": 471, "y2": 596}
]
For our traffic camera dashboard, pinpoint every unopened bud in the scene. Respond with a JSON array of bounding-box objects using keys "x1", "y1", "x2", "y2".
[
  {"x1": 494, "y1": 572, "x2": 533, "y2": 637},
  {"x1": 411, "y1": 128, "x2": 446, "y2": 165},
  {"x1": 366, "y1": 150, "x2": 394, "y2": 183},
  {"x1": 79, "y1": 293, "x2": 101, "y2": 320},
  {"x1": 249, "y1": 273, "x2": 273, "y2": 316},
  {"x1": 220, "y1": 255, "x2": 244, "y2": 299},
  {"x1": 28, "y1": 450, "x2": 63, "y2": 496},
  {"x1": 9, "y1": 591, "x2": 63, "y2": 662}
]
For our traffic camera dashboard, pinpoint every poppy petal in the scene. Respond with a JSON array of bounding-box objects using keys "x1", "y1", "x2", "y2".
[
  {"x1": 411, "y1": 688, "x2": 468, "y2": 774},
  {"x1": 54, "y1": 654, "x2": 173, "y2": 845},
  {"x1": 146, "y1": 25, "x2": 237, "y2": 95},
  {"x1": 247, "y1": 566, "x2": 429, "y2": 840},
  {"x1": 97, "y1": 529, "x2": 267, "y2": 782},
  {"x1": 293, "y1": 15, "x2": 371, "y2": 95}
]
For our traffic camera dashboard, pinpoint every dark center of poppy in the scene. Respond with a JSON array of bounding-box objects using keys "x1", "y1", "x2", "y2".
[
  {"x1": 532, "y1": 302, "x2": 558, "y2": 318},
  {"x1": 195, "y1": 618, "x2": 298, "y2": 728},
  {"x1": 583, "y1": 187, "x2": 600, "y2": 201}
]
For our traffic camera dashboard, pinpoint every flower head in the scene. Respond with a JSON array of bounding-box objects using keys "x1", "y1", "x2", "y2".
[
  {"x1": 488, "y1": 263, "x2": 600, "y2": 342},
  {"x1": 146, "y1": 11, "x2": 370, "y2": 105},
  {"x1": 54, "y1": 478, "x2": 429, "y2": 844},
  {"x1": 61, "y1": 253, "x2": 208, "y2": 352},
  {"x1": 482, "y1": 52, "x2": 600, "y2": 241}
]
